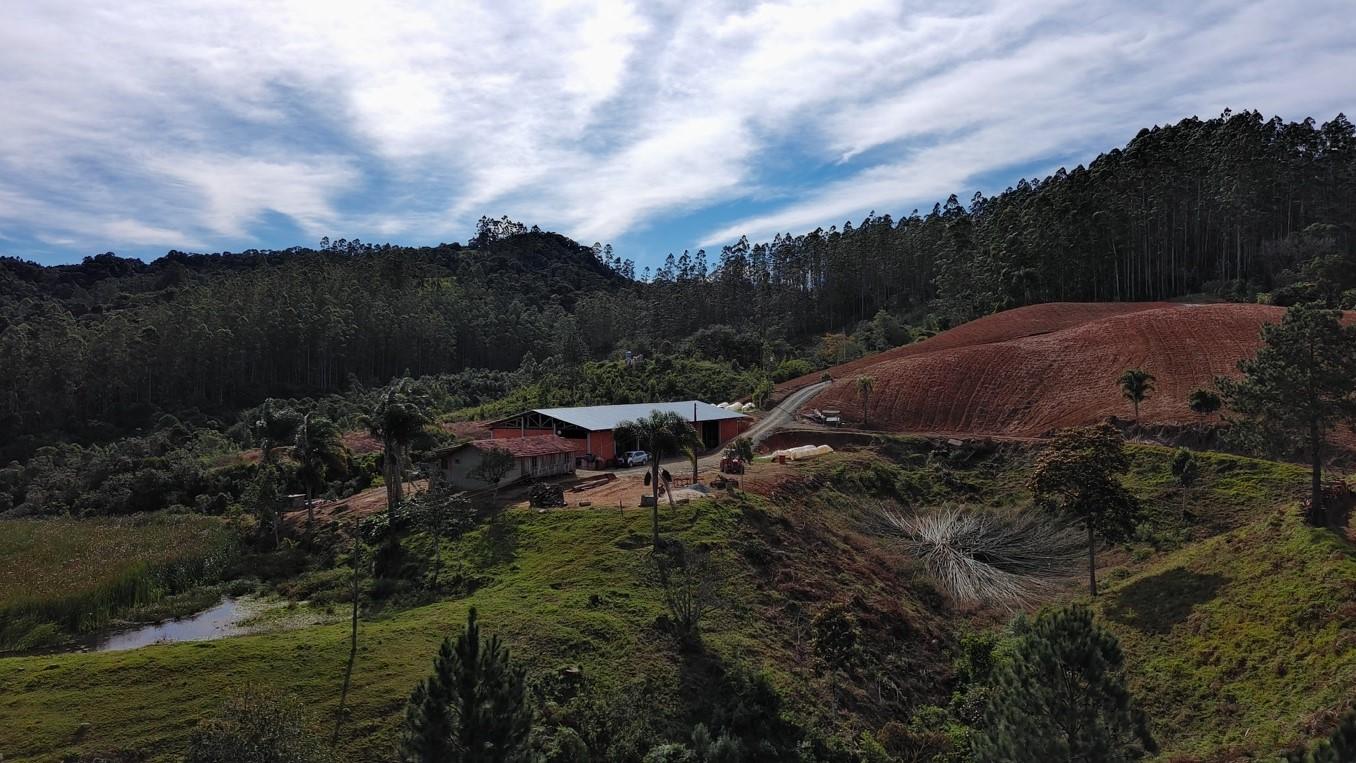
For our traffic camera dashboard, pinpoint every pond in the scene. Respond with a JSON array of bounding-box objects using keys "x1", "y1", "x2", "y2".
[{"x1": 80, "y1": 596, "x2": 264, "y2": 653}]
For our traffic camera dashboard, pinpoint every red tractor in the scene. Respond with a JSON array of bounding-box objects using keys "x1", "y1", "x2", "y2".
[{"x1": 719, "y1": 455, "x2": 746, "y2": 474}]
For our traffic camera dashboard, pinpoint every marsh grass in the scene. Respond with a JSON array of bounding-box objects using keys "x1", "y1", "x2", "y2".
[{"x1": 0, "y1": 514, "x2": 236, "y2": 650}]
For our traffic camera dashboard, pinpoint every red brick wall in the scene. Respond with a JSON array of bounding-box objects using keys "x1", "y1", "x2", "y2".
[
  {"x1": 585, "y1": 430, "x2": 616, "y2": 461},
  {"x1": 718, "y1": 417, "x2": 751, "y2": 445}
]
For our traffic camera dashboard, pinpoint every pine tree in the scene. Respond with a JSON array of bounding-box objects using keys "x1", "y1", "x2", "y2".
[
  {"x1": 400, "y1": 608, "x2": 533, "y2": 762},
  {"x1": 974, "y1": 605, "x2": 1155, "y2": 763},
  {"x1": 1218, "y1": 302, "x2": 1356, "y2": 522},
  {"x1": 1288, "y1": 711, "x2": 1356, "y2": 762}
]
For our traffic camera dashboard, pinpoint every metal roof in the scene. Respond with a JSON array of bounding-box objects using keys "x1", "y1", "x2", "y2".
[{"x1": 506, "y1": 400, "x2": 749, "y2": 432}]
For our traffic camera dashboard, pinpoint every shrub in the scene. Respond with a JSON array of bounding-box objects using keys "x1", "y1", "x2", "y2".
[
  {"x1": 185, "y1": 686, "x2": 326, "y2": 763},
  {"x1": 771, "y1": 359, "x2": 815, "y2": 383},
  {"x1": 811, "y1": 602, "x2": 859, "y2": 669}
]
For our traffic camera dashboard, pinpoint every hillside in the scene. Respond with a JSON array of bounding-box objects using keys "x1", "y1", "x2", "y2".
[
  {"x1": 798, "y1": 302, "x2": 1355, "y2": 438},
  {"x1": 2, "y1": 439, "x2": 1351, "y2": 761}
]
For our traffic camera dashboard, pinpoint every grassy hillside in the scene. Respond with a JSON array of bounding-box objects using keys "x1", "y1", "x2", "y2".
[
  {"x1": 1101, "y1": 507, "x2": 1356, "y2": 759},
  {"x1": 0, "y1": 490, "x2": 949, "y2": 762},
  {"x1": 0, "y1": 440, "x2": 1348, "y2": 762}
]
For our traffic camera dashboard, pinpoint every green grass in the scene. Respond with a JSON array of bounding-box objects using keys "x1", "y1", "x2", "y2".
[
  {"x1": 1098, "y1": 508, "x2": 1356, "y2": 759},
  {"x1": 0, "y1": 514, "x2": 235, "y2": 650},
  {"x1": 0, "y1": 440, "x2": 1341, "y2": 762},
  {"x1": 0, "y1": 497, "x2": 941, "y2": 762}
]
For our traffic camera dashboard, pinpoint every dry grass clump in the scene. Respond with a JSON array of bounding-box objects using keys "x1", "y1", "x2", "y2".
[{"x1": 874, "y1": 504, "x2": 1083, "y2": 607}]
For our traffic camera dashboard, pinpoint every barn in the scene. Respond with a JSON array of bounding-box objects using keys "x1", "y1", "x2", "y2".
[
  {"x1": 486, "y1": 401, "x2": 752, "y2": 467},
  {"x1": 434, "y1": 434, "x2": 577, "y2": 491}
]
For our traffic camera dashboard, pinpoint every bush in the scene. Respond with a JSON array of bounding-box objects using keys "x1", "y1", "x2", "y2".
[
  {"x1": 811, "y1": 602, "x2": 859, "y2": 670},
  {"x1": 771, "y1": 359, "x2": 815, "y2": 383},
  {"x1": 185, "y1": 686, "x2": 326, "y2": 763}
]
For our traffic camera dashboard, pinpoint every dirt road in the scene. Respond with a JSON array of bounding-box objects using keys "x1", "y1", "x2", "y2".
[{"x1": 745, "y1": 381, "x2": 829, "y2": 446}]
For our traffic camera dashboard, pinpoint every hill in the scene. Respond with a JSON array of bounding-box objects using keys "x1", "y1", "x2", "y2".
[
  {"x1": 796, "y1": 302, "x2": 1354, "y2": 438},
  {"x1": 3, "y1": 438, "x2": 1351, "y2": 762}
]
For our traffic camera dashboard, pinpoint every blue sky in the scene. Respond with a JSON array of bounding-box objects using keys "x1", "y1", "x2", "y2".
[{"x1": 2, "y1": 0, "x2": 1353, "y2": 270}]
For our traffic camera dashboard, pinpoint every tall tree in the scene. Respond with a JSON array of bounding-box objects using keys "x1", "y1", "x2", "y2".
[
  {"x1": 974, "y1": 605, "x2": 1155, "y2": 762},
  {"x1": 244, "y1": 463, "x2": 288, "y2": 550},
  {"x1": 293, "y1": 413, "x2": 346, "y2": 527},
  {"x1": 615, "y1": 411, "x2": 703, "y2": 550},
  {"x1": 400, "y1": 608, "x2": 532, "y2": 763},
  {"x1": 855, "y1": 375, "x2": 876, "y2": 428},
  {"x1": 253, "y1": 399, "x2": 302, "y2": 466},
  {"x1": 1170, "y1": 447, "x2": 1199, "y2": 519},
  {"x1": 1117, "y1": 369, "x2": 1155, "y2": 423},
  {"x1": 368, "y1": 378, "x2": 431, "y2": 519},
  {"x1": 1029, "y1": 424, "x2": 1141, "y2": 596},
  {"x1": 1218, "y1": 302, "x2": 1356, "y2": 521}
]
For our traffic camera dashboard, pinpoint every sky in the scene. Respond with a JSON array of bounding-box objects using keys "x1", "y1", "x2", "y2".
[{"x1": 1, "y1": 1, "x2": 1353, "y2": 269}]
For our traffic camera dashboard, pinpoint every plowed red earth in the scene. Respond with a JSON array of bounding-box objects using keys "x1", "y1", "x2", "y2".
[{"x1": 794, "y1": 302, "x2": 1353, "y2": 437}]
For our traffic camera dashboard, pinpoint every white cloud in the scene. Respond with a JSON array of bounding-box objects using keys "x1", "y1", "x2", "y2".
[
  {"x1": 0, "y1": 0, "x2": 1352, "y2": 260},
  {"x1": 146, "y1": 154, "x2": 358, "y2": 238}
]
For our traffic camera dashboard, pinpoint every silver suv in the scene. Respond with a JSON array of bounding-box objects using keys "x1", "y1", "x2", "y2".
[{"x1": 622, "y1": 450, "x2": 650, "y2": 467}]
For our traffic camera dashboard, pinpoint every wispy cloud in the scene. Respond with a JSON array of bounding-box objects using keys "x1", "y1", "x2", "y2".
[{"x1": 0, "y1": 0, "x2": 1352, "y2": 263}]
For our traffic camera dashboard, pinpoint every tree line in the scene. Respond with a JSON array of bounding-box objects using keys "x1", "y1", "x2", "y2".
[{"x1": 4, "y1": 110, "x2": 1354, "y2": 457}]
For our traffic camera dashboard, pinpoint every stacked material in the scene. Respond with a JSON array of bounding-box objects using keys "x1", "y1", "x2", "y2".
[{"x1": 767, "y1": 444, "x2": 834, "y2": 461}]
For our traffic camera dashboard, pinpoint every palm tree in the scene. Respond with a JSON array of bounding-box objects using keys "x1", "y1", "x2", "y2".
[
  {"x1": 293, "y1": 413, "x2": 346, "y2": 528},
  {"x1": 368, "y1": 378, "x2": 431, "y2": 518},
  {"x1": 855, "y1": 375, "x2": 876, "y2": 428},
  {"x1": 681, "y1": 440, "x2": 703, "y2": 487},
  {"x1": 1118, "y1": 368, "x2": 1155, "y2": 423},
  {"x1": 615, "y1": 410, "x2": 703, "y2": 550}
]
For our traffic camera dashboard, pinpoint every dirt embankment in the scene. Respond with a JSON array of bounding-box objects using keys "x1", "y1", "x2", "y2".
[{"x1": 800, "y1": 301, "x2": 1354, "y2": 439}]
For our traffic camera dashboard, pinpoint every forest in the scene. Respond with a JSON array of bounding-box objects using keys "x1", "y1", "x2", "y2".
[
  {"x1": 5, "y1": 109, "x2": 1356, "y2": 763},
  {"x1": 3, "y1": 109, "x2": 1356, "y2": 462}
]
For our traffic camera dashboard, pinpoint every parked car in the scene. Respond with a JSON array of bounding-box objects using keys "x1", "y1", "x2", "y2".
[{"x1": 622, "y1": 450, "x2": 650, "y2": 467}]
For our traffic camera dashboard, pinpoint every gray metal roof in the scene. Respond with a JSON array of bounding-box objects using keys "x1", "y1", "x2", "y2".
[{"x1": 528, "y1": 401, "x2": 748, "y2": 431}]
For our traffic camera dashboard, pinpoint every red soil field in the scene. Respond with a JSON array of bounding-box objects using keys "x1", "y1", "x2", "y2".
[{"x1": 799, "y1": 302, "x2": 1352, "y2": 438}]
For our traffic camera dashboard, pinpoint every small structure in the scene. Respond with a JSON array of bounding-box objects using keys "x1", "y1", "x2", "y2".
[
  {"x1": 434, "y1": 434, "x2": 576, "y2": 491},
  {"x1": 486, "y1": 401, "x2": 751, "y2": 465}
]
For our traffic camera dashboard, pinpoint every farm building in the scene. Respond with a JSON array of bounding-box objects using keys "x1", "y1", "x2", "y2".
[
  {"x1": 487, "y1": 401, "x2": 751, "y2": 466},
  {"x1": 434, "y1": 434, "x2": 577, "y2": 491}
]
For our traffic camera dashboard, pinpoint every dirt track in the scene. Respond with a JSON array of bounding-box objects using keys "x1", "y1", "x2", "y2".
[{"x1": 797, "y1": 302, "x2": 1354, "y2": 438}]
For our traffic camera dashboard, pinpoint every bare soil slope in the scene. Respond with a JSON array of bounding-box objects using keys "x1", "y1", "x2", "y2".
[{"x1": 800, "y1": 302, "x2": 1330, "y2": 437}]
